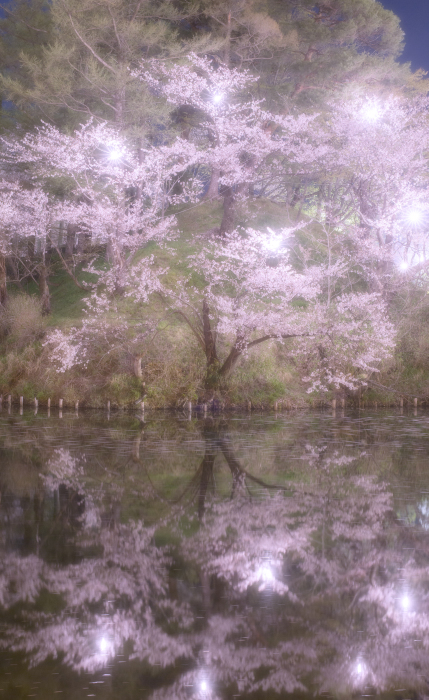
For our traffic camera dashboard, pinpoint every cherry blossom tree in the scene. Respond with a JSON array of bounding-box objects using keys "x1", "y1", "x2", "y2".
[{"x1": 3, "y1": 57, "x2": 418, "y2": 393}]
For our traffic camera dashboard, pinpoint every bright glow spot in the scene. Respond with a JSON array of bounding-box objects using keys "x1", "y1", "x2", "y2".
[
  {"x1": 266, "y1": 237, "x2": 282, "y2": 252},
  {"x1": 259, "y1": 565, "x2": 275, "y2": 583},
  {"x1": 359, "y1": 101, "x2": 382, "y2": 124},
  {"x1": 265, "y1": 229, "x2": 282, "y2": 252},
  {"x1": 108, "y1": 148, "x2": 122, "y2": 161},
  {"x1": 407, "y1": 209, "x2": 423, "y2": 225},
  {"x1": 401, "y1": 594, "x2": 411, "y2": 610},
  {"x1": 360, "y1": 102, "x2": 381, "y2": 123},
  {"x1": 399, "y1": 260, "x2": 409, "y2": 272},
  {"x1": 200, "y1": 680, "x2": 208, "y2": 692},
  {"x1": 355, "y1": 659, "x2": 367, "y2": 679},
  {"x1": 213, "y1": 92, "x2": 224, "y2": 104},
  {"x1": 99, "y1": 637, "x2": 108, "y2": 653}
]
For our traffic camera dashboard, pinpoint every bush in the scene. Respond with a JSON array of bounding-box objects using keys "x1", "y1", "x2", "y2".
[{"x1": 1, "y1": 295, "x2": 46, "y2": 349}]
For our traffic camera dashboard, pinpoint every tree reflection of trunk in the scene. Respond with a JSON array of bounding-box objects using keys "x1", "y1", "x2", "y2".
[
  {"x1": 195, "y1": 422, "x2": 292, "y2": 515},
  {"x1": 59, "y1": 484, "x2": 85, "y2": 527},
  {"x1": 218, "y1": 439, "x2": 246, "y2": 498},
  {"x1": 200, "y1": 571, "x2": 212, "y2": 613},
  {"x1": 197, "y1": 431, "x2": 218, "y2": 519},
  {"x1": 132, "y1": 423, "x2": 144, "y2": 461},
  {"x1": 34, "y1": 491, "x2": 45, "y2": 526},
  {"x1": 21, "y1": 495, "x2": 32, "y2": 554}
]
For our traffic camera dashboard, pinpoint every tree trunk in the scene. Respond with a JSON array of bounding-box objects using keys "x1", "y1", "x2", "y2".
[
  {"x1": 38, "y1": 260, "x2": 51, "y2": 315},
  {"x1": 0, "y1": 252, "x2": 7, "y2": 306},
  {"x1": 290, "y1": 184, "x2": 301, "y2": 207},
  {"x1": 202, "y1": 299, "x2": 220, "y2": 389},
  {"x1": 219, "y1": 343, "x2": 242, "y2": 379},
  {"x1": 219, "y1": 187, "x2": 236, "y2": 237},
  {"x1": 204, "y1": 167, "x2": 220, "y2": 200},
  {"x1": 133, "y1": 355, "x2": 143, "y2": 379},
  {"x1": 65, "y1": 223, "x2": 77, "y2": 259}
]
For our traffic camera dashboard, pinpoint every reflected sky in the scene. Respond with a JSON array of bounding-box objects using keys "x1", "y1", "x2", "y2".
[{"x1": 1, "y1": 408, "x2": 429, "y2": 698}]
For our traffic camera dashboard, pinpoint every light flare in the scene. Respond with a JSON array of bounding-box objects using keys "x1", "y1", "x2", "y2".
[
  {"x1": 401, "y1": 594, "x2": 411, "y2": 611},
  {"x1": 360, "y1": 102, "x2": 382, "y2": 123},
  {"x1": 258, "y1": 564, "x2": 275, "y2": 584},
  {"x1": 99, "y1": 637, "x2": 108, "y2": 653},
  {"x1": 406, "y1": 209, "x2": 423, "y2": 225},
  {"x1": 107, "y1": 148, "x2": 123, "y2": 161}
]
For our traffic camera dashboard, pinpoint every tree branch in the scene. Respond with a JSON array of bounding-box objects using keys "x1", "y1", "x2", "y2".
[{"x1": 66, "y1": 11, "x2": 118, "y2": 75}]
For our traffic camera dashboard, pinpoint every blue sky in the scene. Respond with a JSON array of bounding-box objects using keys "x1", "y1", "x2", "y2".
[{"x1": 381, "y1": 0, "x2": 429, "y2": 72}]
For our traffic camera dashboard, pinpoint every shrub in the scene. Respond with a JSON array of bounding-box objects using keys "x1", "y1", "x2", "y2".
[{"x1": 1, "y1": 295, "x2": 46, "y2": 349}]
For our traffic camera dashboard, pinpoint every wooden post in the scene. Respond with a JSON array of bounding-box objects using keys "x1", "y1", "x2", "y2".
[
  {"x1": 47, "y1": 398, "x2": 51, "y2": 409},
  {"x1": 7, "y1": 394, "x2": 11, "y2": 406},
  {"x1": 274, "y1": 401, "x2": 278, "y2": 411},
  {"x1": 141, "y1": 401, "x2": 145, "y2": 413},
  {"x1": 187, "y1": 400, "x2": 192, "y2": 413},
  {"x1": 400, "y1": 397, "x2": 403, "y2": 408},
  {"x1": 34, "y1": 398, "x2": 38, "y2": 408},
  {"x1": 247, "y1": 400, "x2": 251, "y2": 411},
  {"x1": 414, "y1": 397, "x2": 418, "y2": 408},
  {"x1": 75, "y1": 401, "x2": 79, "y2": 411},
  {"x1": 59, "y1": 398, "x2": 63, "y2": 409},
  {"x1": 20, "y1": 396, "x2": 23, "y2": 408},
  {"x1": 107, "y1": 400, "x2": 111, "y2": 412},
  {"x1": 341, "y1": 398, "x2": 345, "y2": 408},
  {"x1": 203, "y1": 403, "x2": 207, "y2": 416},
  {"x1": 332, "y1": 399, "x2": 336, "y2": 410}
]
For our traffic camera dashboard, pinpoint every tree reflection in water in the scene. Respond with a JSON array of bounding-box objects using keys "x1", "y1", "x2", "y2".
[{"x1": 1, "y1": 412, "x2": 429, "y2": 697}]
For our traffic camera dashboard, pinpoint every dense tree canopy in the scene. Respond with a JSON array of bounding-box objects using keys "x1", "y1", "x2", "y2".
[{"x1": 0, "y1": 0, "x2": 428, "y2": 405}]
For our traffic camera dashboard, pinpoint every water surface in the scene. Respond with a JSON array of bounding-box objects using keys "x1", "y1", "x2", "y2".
[{"x1": 1, "y1": 408, "x2": 429, "y2": 699}]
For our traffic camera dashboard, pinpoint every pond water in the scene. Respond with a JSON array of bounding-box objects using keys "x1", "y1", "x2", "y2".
[{"x1": 1, "y1": 407, "x2": 429, "y2": 699}]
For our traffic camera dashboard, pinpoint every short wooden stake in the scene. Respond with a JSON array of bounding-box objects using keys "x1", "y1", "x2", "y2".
[
  {"x1": 274, "y1": 401, "x2": 278, "y2": 411},
  {"x1": 414, "y1": 397, "x2": 418, "y2": 408},
  {"x1": 247, "y1": 400, "x2": 251, "y2": 411},
  {"x1": 141, "y1": 401, "x2": 145, "y2": 412},
  {"x1": 203, "y1": 403, "x2": 207, "y2": 416},
  {"x1": 332, "y1": 399, "x2": 336, "y2": 409},
  {"x1": 400, "y1": 397, "x2": 404, "y2": 408},
  {"x1": 47, "y1": 398, "x2": 51, "y2": 408},
  {"x1": 107, "y1": 400, "x2": 111, "y2": 411},
  {"x1": 75, "y1": 401, "x2": 79, "y2": 411},
  {"x1": 7, "y1": 394, "x2": 11, "y2": 406},
  {"x1": 187, "y1": 400, "x2": 192, "y2": 413},
  {"x1": 341, "y1": 398, "x2": 345, "y2": 408},
  {"x1": 59, "y1": 398, "x2": 63, "y2": 409},
  {"x1": 34, "y1": 398, "x2": 38, "y2": 408},
  {"x1": 20, "y1": 396, "x2": 23, "y2": 408}
]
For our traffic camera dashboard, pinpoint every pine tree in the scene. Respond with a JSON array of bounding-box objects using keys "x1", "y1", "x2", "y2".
[
  {"x1": 0, "y1": 0, "x2": 52, "y2": 131},
  {"x1": 0, "y1": 0, "x2": 216, "y2": 136}
]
